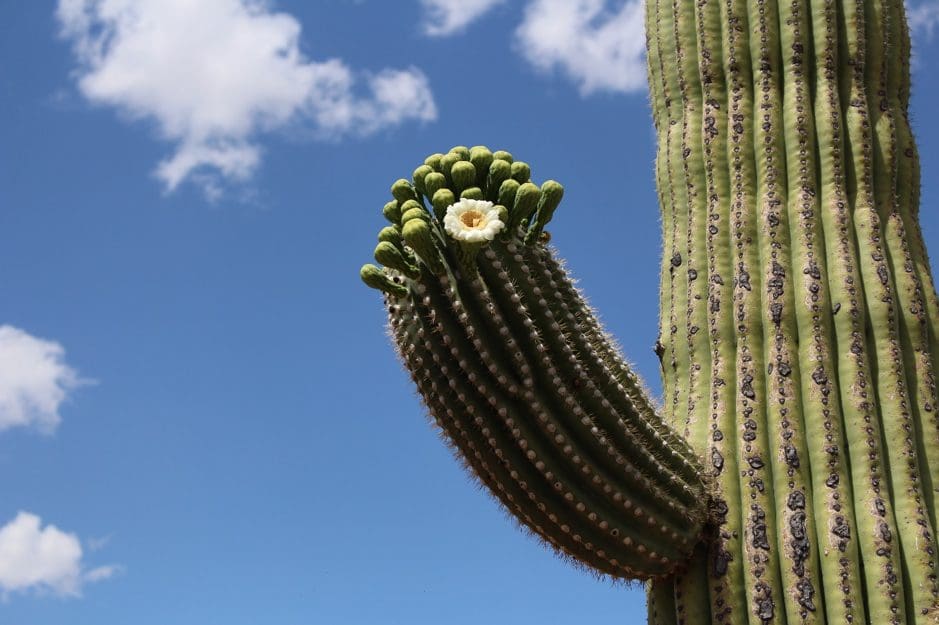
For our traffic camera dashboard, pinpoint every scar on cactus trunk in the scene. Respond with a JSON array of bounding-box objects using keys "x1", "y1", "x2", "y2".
[{"x1": 361, "y1": 0, "x2": 939, "y2": 623}]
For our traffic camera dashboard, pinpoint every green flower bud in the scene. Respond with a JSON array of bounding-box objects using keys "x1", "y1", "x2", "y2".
[
  {"x1": 374, "y1": 241, "x2": 419, "y2": 278},
  {"x1": 401, "y1": 206, "x2": 430, "y2": 225},
  {"x1": 391, "y1": 179, "x2": 417, "y2": 204},
  {"x1": 423, "y1": 172, "x2": 447, "y2": 199},
  {"x1": 511, "y1": 182, "x2": 541, "y2": 234},
  {"x1": 360, "y1": 263, "x2": 407, "y2": 297},
  {"x1": 495, "y1": 204, "x2": 509, "y2": 225},
  {"x1": 451, "y1": 161, "x2": 477, "y2": 193},
  {"x1": 540, "y1": 180, "x2": 564, "y2": 213},
  {"x1": 440, "y1": 152, "x2": 462, "y2": 183},
  {"x1": 432, "y1": 188, "x2": 456, "y2": 222},
  {"x1": 492, "y1": 150, "x2": 513, "y2": 164},
  {"x1": 526, "y1": 180, "x2": 565, "y2": 244},
  {"x1": 400, "y1": 199, "x2": 422, "y2": 214},
  {"x1": 487, "y1": 160, "x2": 512, "y2": 201},
  {"x1": 424, "y1": 153, "x2": 444, "y2": 171},
  {"x1": 412, "y1": 165, "x2": 434, "y2": 196},
  {"x1": 449, "y1": 145, "x2": 470, "y2": 160},
  {"x1": 510, "y1": 161, "x2": 531, "y2": 183},
  {"x1": 498, "y1": 179, "x2": 521, "y2": 225},
  {"x1": 402, "y1": 218, "x2": 444, "y2": 274},
  {"x1": 460, "y1": 187, "x2": 484, "y2": 200},
  {"x1": 378, "y1": 226, "x2": 404, "y2": 249},
  {"x1": 470, "y1": 146, "x2": 494, "y2": 186},
  {"x1": 383, "y1": 200, "x2": 401, "y2": 225}
]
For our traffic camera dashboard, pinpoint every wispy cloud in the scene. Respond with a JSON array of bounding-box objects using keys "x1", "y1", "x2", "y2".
[
  {"x1": 0, "y1": 325, "x2": 84, "y2": 434},
  {"x1": 515, "y1": 0, "x2": 646, "y2": 95},
  {"x1": 56, "y1": 0, "x2": 437, "y2": 199},
  {"x1": 0, "y1": 512, "x2": 118, "y2": 599},
  {"x1": 420, "y1": 0, "x2": 505, "y2": 36},
  {"x1": 908, "y1": 1, "x2": 939, "y2": 41}
]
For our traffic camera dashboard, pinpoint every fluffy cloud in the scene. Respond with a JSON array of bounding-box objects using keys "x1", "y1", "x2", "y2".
[
  {"x1": 56, "y1": 0, "x2": 437, "y2": 197},
  {"x1": 420, "y1": 0, "x2": 504, "y2": 36},
  {"x1": 908, "y1": 1, "x2": 939, "y2": 40},
  {"x1": 0, "y1": 512, "x2": 117, "y2": 599},
  {"x1": 515, "y1": 0, "x2": 646, "y2": 95},
  {"x1": 0, "y1": 325, "x2": 82, "y2": 434}
]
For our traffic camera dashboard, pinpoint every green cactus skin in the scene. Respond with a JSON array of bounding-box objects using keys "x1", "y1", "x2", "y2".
[
  {"x1": 646, "y1": 0, "x2": 939, "y2": 623},
  {"x1": 361, "y1": 0, "x2": 939, "y2": 621},
  {"x1": 364, "y1": 146, "x2": 710, "y2": 579}
]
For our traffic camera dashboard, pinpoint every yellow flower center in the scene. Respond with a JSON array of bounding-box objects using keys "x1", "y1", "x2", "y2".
[{"x1": 460, "y1": 209, "x2": 487, "y2": 229}]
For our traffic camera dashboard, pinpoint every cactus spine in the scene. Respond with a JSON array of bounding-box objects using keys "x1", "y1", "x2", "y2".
[{"x1": 361, "y1": 0, "x2": 939, "y2": 622}]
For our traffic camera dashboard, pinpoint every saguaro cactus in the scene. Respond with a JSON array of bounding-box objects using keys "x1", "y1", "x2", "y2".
[
  {"x1": 361, "y1": 0, "x2": 939, "y2": 624},
  {"x1": 644, "y1": 0, "x2": 939, "y2": 623}
]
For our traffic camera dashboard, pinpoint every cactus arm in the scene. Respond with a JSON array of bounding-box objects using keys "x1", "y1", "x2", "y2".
[
  {"x1": 535, "y1": 252, "x2": 704, "y2": 484},
  {"x1": 474, "y1": 249, "x2": 703, "y2": 531},
  {"x1": 508, "y1": 250, "x2": 703, "y2": 501},
  {"x1": 389, "y1": 294, "x2": 619, "y2": 572},
  {"x1": 364, "y1": 148, "x2": 711, "y2": 580}
]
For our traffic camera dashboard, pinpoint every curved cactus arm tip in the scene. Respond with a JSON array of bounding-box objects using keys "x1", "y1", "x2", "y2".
[{"x1": 360, "y1": 145, "x2": 710, "y2": 581}]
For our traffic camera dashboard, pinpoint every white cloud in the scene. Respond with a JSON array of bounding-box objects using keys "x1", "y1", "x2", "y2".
[
  {"x1": 908, "y1": 1, "x2": 939, "y2": 40},
  {"x1": 85, "y1": 535, "x2": 111, "y2": 552},
  {"x1": 0, "y1": 512, "x2": 117, "y2": 599},
  {"x1": 420, "y1": 0, "x2": 504, "y2": 36},
  {"x1": 0, "y1": 325, "x2": 83, "y2": 434},
  {"x1": 56, "y1": 0, "x2": 437, "y2": 198},
  {"x1": 515, "y1": 0, "x2": 646, "y2": 95}
]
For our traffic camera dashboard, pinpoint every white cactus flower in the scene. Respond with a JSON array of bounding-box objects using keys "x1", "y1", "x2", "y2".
[{"x1": 443, "y1": 199, "x2": 505, "y2": 243}]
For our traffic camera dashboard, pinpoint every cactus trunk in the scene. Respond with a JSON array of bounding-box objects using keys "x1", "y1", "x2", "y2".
[{"x1": 646, "y1": 0, "x2": 939, "y2": 623}]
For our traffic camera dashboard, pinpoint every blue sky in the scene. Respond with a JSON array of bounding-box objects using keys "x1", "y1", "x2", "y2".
[{"x1": 1, "y1": 1, "x2": 939, "y2": 623}]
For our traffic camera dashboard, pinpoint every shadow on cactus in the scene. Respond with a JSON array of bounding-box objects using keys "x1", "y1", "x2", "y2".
[{"x1": 361, "y1": 145, "x2": 710, "y2": 580}]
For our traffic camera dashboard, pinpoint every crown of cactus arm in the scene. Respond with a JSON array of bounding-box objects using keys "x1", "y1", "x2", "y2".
[{"x1": 361, "y1": 145, "x2": 710, "y2": 580}]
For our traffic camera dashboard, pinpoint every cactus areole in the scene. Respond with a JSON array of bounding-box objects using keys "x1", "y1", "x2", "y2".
[{"x1": 361, "y1": 1, "x2": 939, "y2": 623}]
